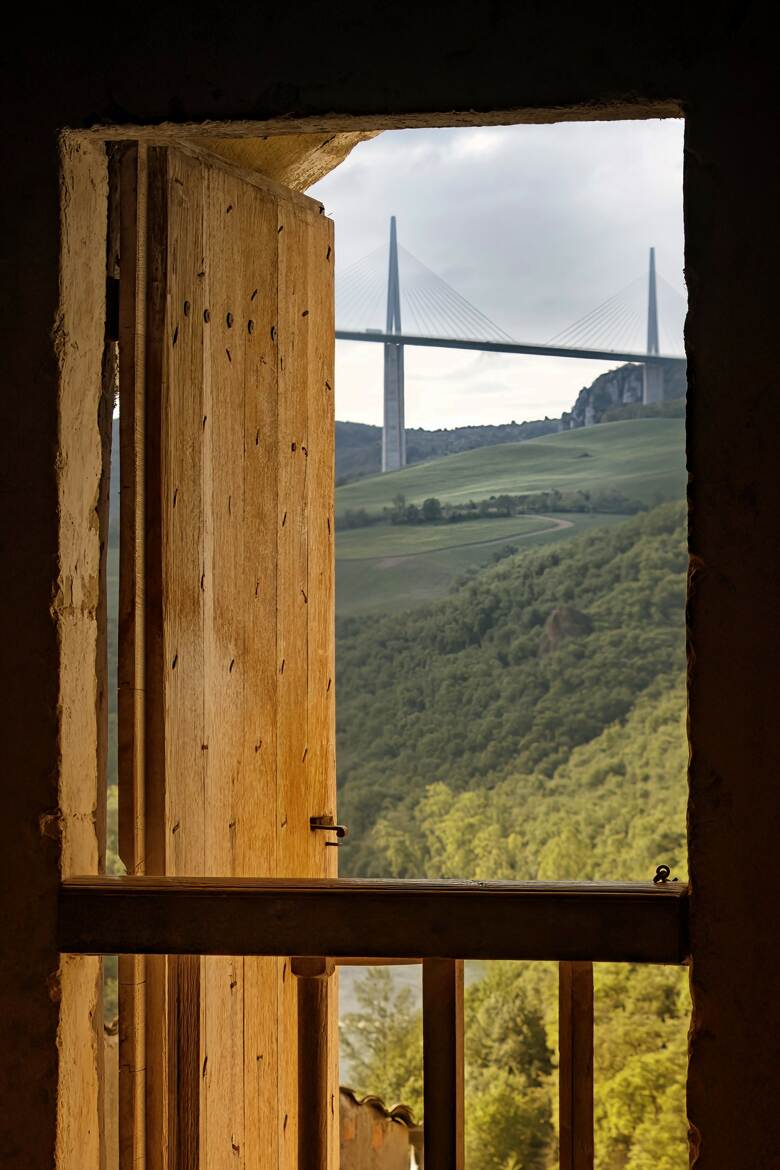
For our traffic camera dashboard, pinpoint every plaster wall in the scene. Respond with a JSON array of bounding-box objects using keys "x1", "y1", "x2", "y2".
[{"x1": 1, "y1": 5, "x2": 779, "y2": 1168}]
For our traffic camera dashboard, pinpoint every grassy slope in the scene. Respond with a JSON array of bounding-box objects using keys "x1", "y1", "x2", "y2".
[
  {"x1": 335, "y1": 418, "x2": 685, "y2": 615},
  {"x1": 336, "y1": 418, "x2": 685, "y2": 515},
  {"x1": 337, "y1": 514, "x2": 552, "y2": 558},
  {"x1": 337, "y1": 512, "x2": 627, "y2": 616}
]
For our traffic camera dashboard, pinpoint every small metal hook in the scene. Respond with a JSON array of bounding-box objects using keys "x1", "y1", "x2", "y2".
[
  {"x1": 653, "y1": 864, "x2": 678, "y2": 884},
  {"x1": 310, "y1": 815, "x2": 349, "y2": 846}
]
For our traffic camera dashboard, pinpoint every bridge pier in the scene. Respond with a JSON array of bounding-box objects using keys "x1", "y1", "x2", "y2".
[
  {"x1": 382, "y1": 216, "x2": 407, "y2": 472},
  {"x1": 383, "y1": 340, "x2": 406, "y2": 471},
  {"x1": 643, "y1": 364, "x2": 665, "y2": 405},
  {"x1": 643, "y1": 247, "x2": 664, "y2": 404}
]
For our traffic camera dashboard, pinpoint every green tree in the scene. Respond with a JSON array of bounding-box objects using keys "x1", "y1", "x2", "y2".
[
  {"x1": 339, "y1": 967, "x2": 423, "y2": 1116},
  {"x1": 421, "y1": 496, "x2": 443, "y2": 522}
]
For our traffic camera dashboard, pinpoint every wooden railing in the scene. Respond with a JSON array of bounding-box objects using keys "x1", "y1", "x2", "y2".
[{"x1": 59, "y1": 876, "x2": 689, "y2": 1170}]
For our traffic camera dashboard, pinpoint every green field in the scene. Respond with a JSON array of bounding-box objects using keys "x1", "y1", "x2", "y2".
[
  {"x1": 337, "y1": 513, "x2": 552, "y2": 559},
  {"x1": 336, "y1": 512, "x2": 628, "y2": 615},
  {"x1": 335, "y1": 418, "x2": 685, "y2": 516},
  {"x1": 335, "y1": 418, "x2": 685, "y2": 615}
]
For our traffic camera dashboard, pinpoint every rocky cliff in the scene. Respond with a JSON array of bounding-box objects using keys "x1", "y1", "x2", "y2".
[{"x1": 560, "y1": 362, "x2": 686, "y2": 429}]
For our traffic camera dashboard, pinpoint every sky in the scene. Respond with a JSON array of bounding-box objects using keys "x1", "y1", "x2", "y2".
[{"x1": 309, "y1": 120, "x2": 685, "y2": 430}]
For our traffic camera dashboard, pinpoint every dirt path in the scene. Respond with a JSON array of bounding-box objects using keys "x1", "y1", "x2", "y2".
[{"x1": 345, "y1": 515, "x2": 575, "y2": 567}]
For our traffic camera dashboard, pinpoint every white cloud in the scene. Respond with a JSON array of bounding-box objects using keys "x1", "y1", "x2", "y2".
[{"x1": 310, "y1": 120, "x2": 685, "y2": 429}]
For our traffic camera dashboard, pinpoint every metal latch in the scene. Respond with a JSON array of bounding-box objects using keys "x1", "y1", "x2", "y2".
[{"x1": 310, "y1": 814, "x2": 349, "y2": 847}]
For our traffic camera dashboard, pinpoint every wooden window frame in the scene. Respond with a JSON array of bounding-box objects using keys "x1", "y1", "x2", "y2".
[{"x1": 56, "y1": 113, "x2": 692, "y2": 1170}]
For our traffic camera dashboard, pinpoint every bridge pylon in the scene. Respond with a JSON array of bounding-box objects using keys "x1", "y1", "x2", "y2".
[
  {"x1": 382, "y1": 216, "x2": 406, "y2": 472},
  {"x1": 643, "y1": 246, "x2": 664, "y2": 404}
]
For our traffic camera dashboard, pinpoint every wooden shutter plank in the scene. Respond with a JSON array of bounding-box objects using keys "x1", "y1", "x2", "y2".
[
  {"x1": 236, "y1": 158, "x2": 282, "y2": 1170},
  {"x1": 148, "y1": 143, "x2": 209, "y2": 1170},
  {"x1": 275, "y1": 195, "x2": 337, "y2": 1170},
  {"x1": 201, "y1": 156, "x2": 251, "y2": 1170},
  {"x1": 118, "y1": 142, "x2": 336, "y2": 1170},
  {"x1": 303, "y1": 211, "x2": 339, "y2": 1170},
  {"x1": 306, "y1": 215, "x2": 337, "y2": 865},
  {"x1": 276, "y1": 195, "x2": 311, "y2": 1170}
]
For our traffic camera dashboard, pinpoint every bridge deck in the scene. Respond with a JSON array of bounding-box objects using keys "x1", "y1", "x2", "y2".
[{"x1": 335, "y1": 329, "x2": 685, "y2": 366}]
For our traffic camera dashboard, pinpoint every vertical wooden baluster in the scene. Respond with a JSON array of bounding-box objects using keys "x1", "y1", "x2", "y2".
[
  {"x1": 292, "y1": 957, "x2": 335, "y2": 1170},
  {"x1": 559, "y1": 960, "x2": 594, "y2": 1170},
  {"x1": 423, "y1": 958, "x2": 465, "y2": 1170}
]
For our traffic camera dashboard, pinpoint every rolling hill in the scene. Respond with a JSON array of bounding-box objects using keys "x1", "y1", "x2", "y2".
[
  {"x1": 335, "y1": 417, "x2": 560, "y2": 483},
  {"x1": 336, "y1": 418, "x2": 685, "y2": 516},
  {"x1": 334, "y1": 417, "x2": 685, "y2": 614}
]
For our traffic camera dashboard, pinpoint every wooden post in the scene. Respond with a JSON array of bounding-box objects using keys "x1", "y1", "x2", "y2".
[
  {"x1": 559, "y1": 961, "x2": 594, "y2": 1170},
  {"x1": 292, "y1": 957, "x2": 335, "y2": 1170},
  {"x1": 422, "y1": 959, "x2": 464, "y2": 1170}
]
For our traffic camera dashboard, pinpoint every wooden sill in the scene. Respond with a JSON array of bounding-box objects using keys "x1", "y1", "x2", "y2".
[{"x1": 59, "y1": 876, "x2": 689, "y2": 964}]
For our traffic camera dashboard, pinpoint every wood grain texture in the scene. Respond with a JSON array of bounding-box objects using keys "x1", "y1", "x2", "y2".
[
  {"x1": 422, "y1": 959, "x2": 465, "y2": 1170},
  {"x1": 117, "y1": 143, "x2": 336, "y2": 1170},
  {"x1": 55, "y1": 133, "x2": 108, "y2": 1170},
  {"x1": 558, "y1": 961, "x2": 594, "y2": 1170},
  {"x1": 60, "y1": 878, "x2": 690, "y2": 964},
  {"x1": 275, "y1": 178, "x2": 337, "y2": 1170}
]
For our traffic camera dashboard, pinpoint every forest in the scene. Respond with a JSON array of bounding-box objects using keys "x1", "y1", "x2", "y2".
[{"x1": 336, "y1": 501, "x2": 689, "y2": 1169}]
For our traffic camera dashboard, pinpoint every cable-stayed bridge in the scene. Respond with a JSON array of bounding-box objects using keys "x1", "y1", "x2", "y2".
[{"x1": 336, "y1": 217, "x2": 687, "y2": 472}]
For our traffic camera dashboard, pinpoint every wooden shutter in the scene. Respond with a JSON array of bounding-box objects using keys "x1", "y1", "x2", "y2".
[{"x1": 117, "y1": 141, "x2": 336, "y2": 1170}]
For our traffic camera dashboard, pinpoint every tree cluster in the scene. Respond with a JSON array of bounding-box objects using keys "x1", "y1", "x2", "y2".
[{"x1": 337, "y1": 502, "x2": 689, "y2": 1168}]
